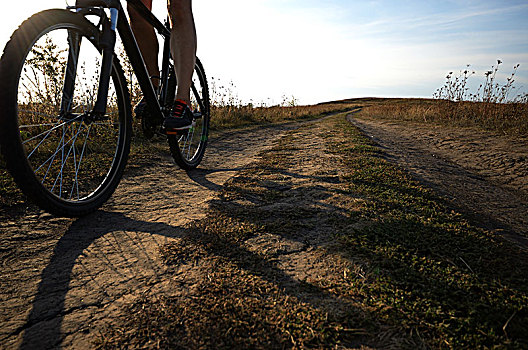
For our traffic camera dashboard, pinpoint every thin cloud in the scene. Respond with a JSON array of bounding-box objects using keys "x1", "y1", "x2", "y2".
[{"x1": 356, "y1": 3, "x2": 528, "y2": 37}]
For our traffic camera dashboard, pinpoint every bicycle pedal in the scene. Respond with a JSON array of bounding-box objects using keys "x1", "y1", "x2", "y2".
[{"x1": 163, "y1": 127, "x2": 189, "y2": 136}]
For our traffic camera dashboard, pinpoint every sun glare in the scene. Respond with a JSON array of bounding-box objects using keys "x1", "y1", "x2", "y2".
[{"x1": 1, "y1": 0, "x2": 527, "y2": 104}]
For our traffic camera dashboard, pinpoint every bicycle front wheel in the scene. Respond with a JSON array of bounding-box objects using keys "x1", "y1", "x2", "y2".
[
  {"x1": 168, "y1": 58, "x2": 210, "y2": 170},
  {"x1": 0, "y1": 10, "x2": 131, "y2": 217}
]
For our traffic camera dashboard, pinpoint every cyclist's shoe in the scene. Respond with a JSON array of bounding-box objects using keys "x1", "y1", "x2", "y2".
[{"x1": 164, "y1": 99, "x2": 193, "y2": 135}]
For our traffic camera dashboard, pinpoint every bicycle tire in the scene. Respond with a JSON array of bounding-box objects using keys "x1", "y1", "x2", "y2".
[
  {"x1": 167, "y1": 58, "x2": 210, "y2": 170},
  {"x1": 0, "y1": 9, "x2": 132, "y2": 217}
]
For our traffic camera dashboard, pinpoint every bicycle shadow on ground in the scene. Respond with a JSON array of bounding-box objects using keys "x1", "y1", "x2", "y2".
[
  {"x1": 185, "y1": 167, "x2": 246, "y2": 191},
  {"x1": 19, "y1": 202, "x2": 370, "y2": 349},
  {"x1": 18, "y1": 211, "x2": 183, "y2": 349}
]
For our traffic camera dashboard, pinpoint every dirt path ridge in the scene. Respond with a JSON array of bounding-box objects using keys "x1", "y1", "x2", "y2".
[{"x1": 349, "y1": 115, "x2": 528, "y2": 248}]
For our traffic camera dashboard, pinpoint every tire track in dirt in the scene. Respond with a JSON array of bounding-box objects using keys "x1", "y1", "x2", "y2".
[
  {"x1": 0, "y1": 121, "x2": 303, "y2": 349},
  {"x1": 348, "y1": 115, "x2": 528, "y2": 248}
]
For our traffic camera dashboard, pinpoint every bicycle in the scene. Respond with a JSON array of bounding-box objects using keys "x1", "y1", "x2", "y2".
[{"x1": 0, "y1": 0, "x2": 210, "y2": 217}]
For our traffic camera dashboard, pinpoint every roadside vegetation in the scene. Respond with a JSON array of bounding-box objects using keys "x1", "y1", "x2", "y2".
[
  {"x1": 360, "y1": 61, "x2": 528, "y2": 135},
  {"x1": 210, "y1": 103, "x2": 355, "y2": 130},
  {"x1": 206, "y1": 77, "x2": 355, "y2": 129}
]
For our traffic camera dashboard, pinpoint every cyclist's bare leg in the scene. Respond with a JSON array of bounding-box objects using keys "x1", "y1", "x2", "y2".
[
  {"x1": 168, "y1": 0, "x2": 197, "y2": 105},
  {"x1": 128, "y1": 0, "x2": 160, "y2": 89}
]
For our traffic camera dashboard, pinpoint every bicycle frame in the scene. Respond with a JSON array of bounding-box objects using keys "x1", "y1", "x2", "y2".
[{"x1": 71, "y1": 0, "x2": 174, "y2": 123}]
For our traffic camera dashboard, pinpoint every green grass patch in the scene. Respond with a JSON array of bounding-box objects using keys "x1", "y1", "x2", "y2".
[{"x1": 328, "y1": 115, "x2": 528, "y2": 348}]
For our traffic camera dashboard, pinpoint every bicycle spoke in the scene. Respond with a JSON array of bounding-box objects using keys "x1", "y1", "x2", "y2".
[
  {"x1": 77, "y1": 124, "x2": 92, "y2": 199},
  {"x1": 22, "y1": 115, "x2": 82, "y2": 145},
  {"x1": 186, "y1": 127, "x2": 195, "y2": 159},
  {"x1": 92, "y1": 122, "x2": 118, "y2": 126},
  {"x1": 59, "y1": 125, "x2": 66, "y2": 194},
  {"x1": 40, "y1": 126, "x2": 72, "y2": 184},
  {"x1": 70, "y1": 125, "x2": 78, "y2": 199},
  {"x1": 20, "y1": 123, "x2": 59, "y2": 129},
  {"x1": 69, "y1": 124, "x2": 91, "y2": 200},
  {"x1": 181, "y1": 133, "x2": 189, "y2": 157},
  {"x1": 40, "y1": 131, "x2": 67, "y2": 184},
  {"x1": 51, "y1": 121, "x2": 84, "y2": 195},
  {"x1": 34, "y1": 123, "x2": 76, "y2": 175},
  {"x1": 26, "y1": 123, "x2": 60, "y2": 160}
]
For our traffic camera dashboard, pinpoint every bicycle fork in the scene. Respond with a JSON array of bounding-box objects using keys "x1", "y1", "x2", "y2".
[
  {"x1": 93, "y1": 7, "x2": 118, "y2": 117},
  {"x1": 61, "y1": 3, "x2": 119, "y2": 120}
]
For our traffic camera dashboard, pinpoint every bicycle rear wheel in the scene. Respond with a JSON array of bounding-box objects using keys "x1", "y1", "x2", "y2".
[
  {"x1": 0, "y1": 10, "x2": 131, "y2": 217},
  {"x1": 167, "y1": 58, "x2": 210, "y2": 170}
]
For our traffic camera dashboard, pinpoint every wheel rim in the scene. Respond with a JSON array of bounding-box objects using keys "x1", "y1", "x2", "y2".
[{"x1": 16, "y1": 24, "x2": 126, "y2": 203}]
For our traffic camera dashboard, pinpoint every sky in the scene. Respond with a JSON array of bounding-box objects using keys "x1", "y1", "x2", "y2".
[{"x1": 1, "y1": 0, "x2": 527, "y2": 105}]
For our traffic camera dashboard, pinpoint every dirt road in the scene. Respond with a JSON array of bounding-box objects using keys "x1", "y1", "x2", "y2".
[
  {"x1": 1, "y1": 112, "x2": 527, "y2": 348},
  {"x1": 0, "y1": 122, "x2": 303, "y2": 349},
  {"x1": 349, "y1": 116, "x2": 528, "y2": 247}
]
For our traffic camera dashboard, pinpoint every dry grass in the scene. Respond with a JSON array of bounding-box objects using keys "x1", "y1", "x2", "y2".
[
  {"x1": 210, "y1": 103, "x2": 357, "y2": 129},
  {"x1": 207, "y1": 76, "x2": 358, "y2": 129},
  {"x1": 359, "y1": 62, "x2": 528, "y2": 135},
  {"x1": 360, "y1": 98, "x2": 528, "y2": 135}
]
